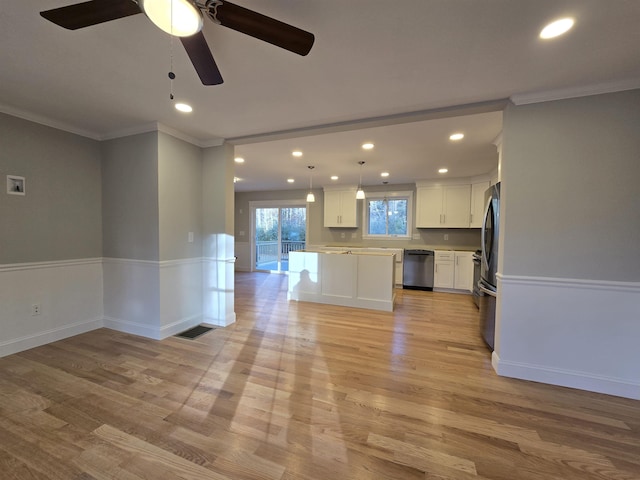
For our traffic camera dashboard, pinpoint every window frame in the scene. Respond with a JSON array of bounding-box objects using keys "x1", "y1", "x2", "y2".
[{"x1": 362, "y1": 190, "x2": 413, "y2": 240}]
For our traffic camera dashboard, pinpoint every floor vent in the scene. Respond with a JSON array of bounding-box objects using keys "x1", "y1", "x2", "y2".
[{"x1": 175, "y1": 325, "x2": 215, "y2": 339}]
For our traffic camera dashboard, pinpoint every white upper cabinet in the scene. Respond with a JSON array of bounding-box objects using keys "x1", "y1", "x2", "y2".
[
  {"x1": 470, "y1": 181, "x2": 490, "y2": 228},
  {"x1": 323, "y1": 187, "x2": 358, "y2": 227},
  {"x1": 416, "y1": 184, "x2": 471, "y2": 228},
  {"x1": 415, "y1": 186, "x2": 443, "y2": 227}
]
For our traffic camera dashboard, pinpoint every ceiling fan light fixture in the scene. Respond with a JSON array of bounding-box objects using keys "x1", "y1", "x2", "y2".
[{"x1": 140, "y1": 0, "x2": 203, "y2": 37}]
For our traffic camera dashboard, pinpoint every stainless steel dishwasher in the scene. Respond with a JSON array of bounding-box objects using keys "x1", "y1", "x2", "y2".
[{"x1": 402, "y1": 249, "x2": 434, "y2": 291}]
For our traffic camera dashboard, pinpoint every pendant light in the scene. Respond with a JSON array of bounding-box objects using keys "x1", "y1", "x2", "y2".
[
  {"x1": 306, "y1": 166, "x2": 315, "y2": 203},
  {"x1": 356, "y1": 161, "x2": 366, "y2": 200}
]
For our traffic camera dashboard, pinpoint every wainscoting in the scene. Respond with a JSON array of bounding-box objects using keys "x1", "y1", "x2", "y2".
[
  {"x1": 1, "y1": 256, "x2": 234, "y2": 357},
  {"x1": 494, "y1": 273, "x2": 640, "y2": 400},
  {"x1": 0, "y1": 258, "x2": 103, "y2": 357},
  {"x1": 103, "y1": 257, "x2": 204, "y2": 340}
]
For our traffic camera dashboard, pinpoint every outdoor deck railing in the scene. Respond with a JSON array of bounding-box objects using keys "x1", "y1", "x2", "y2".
[{"x1": 256, "y1": 241, "x2": 306, "y2": 266}]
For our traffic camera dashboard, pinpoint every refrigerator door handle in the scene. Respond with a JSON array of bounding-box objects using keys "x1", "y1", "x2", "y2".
[
  {"x1": 478, "y1": 281, "x2": 497, "y2": 297},
  {"x1": 480, "y1": 195, "x2": 492, "y2": 272}
]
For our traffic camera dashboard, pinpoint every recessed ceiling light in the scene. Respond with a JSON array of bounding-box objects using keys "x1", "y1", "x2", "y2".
[
  {"x1": 175, "y1": 103, "x2": 193, "y2": 113},
  {"x1": 380, "y1": 172, "x2": 390, "y2": 177},
  {"x1": 362, "y1": 143, "x2": 374, "y2": 150},
  {"x1": 287, "y1": 178, "x2": 295, "y2": 183},
  {"x1": 331, "y1": 175, "x2": 339, "y2": 181},
  {"x1": 540, "y1": 18, "x2": 575, "y2": 39},
  {"x1": 438, "y1": 168, "x2": 448, "y2": 174},
  {"x1": 234, "y1": 157, "x2": 245, "y2": 163},
  {"x1": 292, "y1": 150, "x2": 303, "y2": 157},
  {"x1": 449, "y1": 133, "x2": 464, "y2": 141}
]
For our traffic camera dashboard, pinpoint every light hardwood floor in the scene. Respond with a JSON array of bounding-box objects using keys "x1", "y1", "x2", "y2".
[{"x1": 1, "y1": 271, "x2": 639, "y2": 479}]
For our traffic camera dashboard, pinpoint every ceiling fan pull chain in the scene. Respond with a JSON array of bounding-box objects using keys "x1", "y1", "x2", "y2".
[{"x1": 169, "y1": 34, "x2": 176, "y2": 100}]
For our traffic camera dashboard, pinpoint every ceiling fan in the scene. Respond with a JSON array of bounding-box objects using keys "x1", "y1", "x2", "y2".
[{"x1": 40, "y1": 0, "x2": 315, "y2": 85}]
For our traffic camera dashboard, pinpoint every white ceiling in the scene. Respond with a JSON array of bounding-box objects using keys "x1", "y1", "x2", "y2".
[{"x1": 1, "y1": 1, "x2": 639, "y2": 191}]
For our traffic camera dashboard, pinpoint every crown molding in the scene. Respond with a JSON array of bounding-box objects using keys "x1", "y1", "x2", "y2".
[
  {"x1": 510, "y1": 78, "x2": 640, "y2": 106},
  {"x1": 99, "y1": 122, "x2": 161, "y2": 141},
  {"x1": 0, "y1": 103, "x2": 101, "y2": 140},
  {"x1": 0, "y1": 107, "x2": 227, "y2": 148}
]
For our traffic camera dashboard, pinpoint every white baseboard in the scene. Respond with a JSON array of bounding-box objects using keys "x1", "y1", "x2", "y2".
[
  {"x1": 292, "y1": 292, "x2": 395, "y2": 312},
  {"x1": 104, "y1": 313, "x2": 203, "y2": 340},
  {"x1": 492, "y1": 351, "x2": 640, "y2": 400},
  {"x1": 0, "y1": 317, "x2": 103, "y2": 358},
  {"x1": 203, "y1": 312, "x2": 236, "y2": 327}
]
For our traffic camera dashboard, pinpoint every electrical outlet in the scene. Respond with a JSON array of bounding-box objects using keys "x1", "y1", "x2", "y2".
[
  {"x1": 340, "y1": 232, "x2": 345, "y2": 239},
  {"x1": 188, "y1": 232, "x2": 194, "y2": 243},
  {"x1": 31, "y1": 304, "x2": 41, "y2": 316},
  {"x1": 444, "y1": 234, "x2": 449, "y2": 241}
]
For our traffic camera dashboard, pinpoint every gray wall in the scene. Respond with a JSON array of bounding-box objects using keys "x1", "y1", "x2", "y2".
[
  {"x1": 101, "y1": 132, "x2": 159, "y2": 261},
  {"x1": 501, "y1": 89, "x2": 640, "y2": 281},
  {"x1": 203, "y1": 142, "x2": 235, "y2": 255},
  {"x1": 0, "y1": 113, "x2": 102, "y2": 264},
  {"x1": 235, "y1": 183, "x2": 481, "y2": 250},
  {"x1": 158, "y1": 132, "x2": 203, "y2": 261}
]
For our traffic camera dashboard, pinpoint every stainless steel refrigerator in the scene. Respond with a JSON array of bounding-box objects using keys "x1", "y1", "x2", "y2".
[{"x1": 478, "y1": 182, "x2": 500, "y2": 350}]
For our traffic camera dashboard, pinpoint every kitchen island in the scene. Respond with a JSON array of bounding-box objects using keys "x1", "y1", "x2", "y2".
[{"x1": 288, "y1": 250, "x2": 396, "y2": 312}]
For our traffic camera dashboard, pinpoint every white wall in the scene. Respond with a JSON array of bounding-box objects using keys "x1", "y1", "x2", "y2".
[
  {"x1": 202, "y1": 143, "x2": 236, "y2": 326},
  {"x1": 495, "y1": 90, "x2": 640, "y2": 399}
]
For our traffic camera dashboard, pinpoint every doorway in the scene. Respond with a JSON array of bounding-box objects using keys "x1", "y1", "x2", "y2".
[{"x1": 254, "y1": 204, "x2": 306, "y2": 272}]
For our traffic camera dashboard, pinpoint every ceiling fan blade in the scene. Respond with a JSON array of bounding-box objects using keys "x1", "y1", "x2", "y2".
[
  {"x1": 211, "y1": 1, "x2": 314, "y2": 56},
  {"x1": 40, "y1": 0, "x2": 141, "y2": 30},
  {"x1": 180, "y1": 32, "x2": 224, "y2": 85}
]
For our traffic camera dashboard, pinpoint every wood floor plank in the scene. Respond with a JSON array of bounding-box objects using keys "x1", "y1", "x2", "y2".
[{"x1": 1, "y1": 271, "x2": 639, "y2": 479}]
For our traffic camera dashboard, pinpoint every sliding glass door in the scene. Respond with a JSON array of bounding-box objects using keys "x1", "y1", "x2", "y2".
[{"x1": 254, "y1": 205, "x2": 306, "y2": 272}]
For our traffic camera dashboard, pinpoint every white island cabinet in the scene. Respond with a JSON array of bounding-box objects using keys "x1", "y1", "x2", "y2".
[{"x1": 288, "y1": 250, "x2": 396, "y2": 311}]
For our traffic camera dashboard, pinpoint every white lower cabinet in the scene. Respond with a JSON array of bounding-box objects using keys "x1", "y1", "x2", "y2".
[
  {"x1": 434, "y1": 250, "x2": 474, "y2": 292},
  {"x1": 453, "y1": 251, "x2": 474, "y2": 291},
  {"x1": 434, "y1": 252, "x2": 455, "y2": 288}
]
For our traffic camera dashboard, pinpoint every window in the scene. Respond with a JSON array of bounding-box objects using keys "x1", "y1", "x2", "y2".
[{"x1": 363, "y1": 191, "x2": 413, "y2": 239}]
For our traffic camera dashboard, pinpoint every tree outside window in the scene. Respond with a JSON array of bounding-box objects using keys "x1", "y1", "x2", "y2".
[{"x1": 365, "y1": 193, "x2": 411, "y2": 238}]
